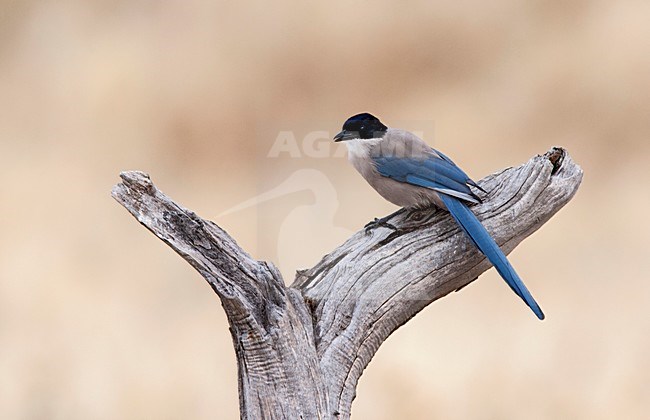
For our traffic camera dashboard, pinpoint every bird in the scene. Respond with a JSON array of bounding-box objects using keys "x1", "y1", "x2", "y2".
[{"x1": 333, "y1": 112, "x2": 545, "y2": 320}]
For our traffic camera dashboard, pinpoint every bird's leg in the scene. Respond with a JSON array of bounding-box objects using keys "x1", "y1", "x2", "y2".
[{"x1": 364, "y1": 208, "x2": 407, "y2": 233}]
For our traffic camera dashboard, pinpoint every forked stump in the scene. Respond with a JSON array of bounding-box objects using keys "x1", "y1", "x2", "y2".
[{"x1": 112, "y1": 147, "x2": 582, "y2": 419}]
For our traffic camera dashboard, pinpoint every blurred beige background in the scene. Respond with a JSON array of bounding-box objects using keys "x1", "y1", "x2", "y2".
[{"x1": 1, "y1": 1, "x2": 649, "y2": 419}]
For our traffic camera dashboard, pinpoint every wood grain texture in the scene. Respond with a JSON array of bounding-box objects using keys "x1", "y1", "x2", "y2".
[{"x1": 112, "y1": 147, "x2": 582, "y2": 419}]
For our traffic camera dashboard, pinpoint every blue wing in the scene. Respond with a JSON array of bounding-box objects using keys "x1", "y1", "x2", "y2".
[
  {"x1": 373, "y1": 153, "x2": 545, "y2": 320},
  {"x1": 374, "y1": 152, "x2": 482, "y2": 204}
]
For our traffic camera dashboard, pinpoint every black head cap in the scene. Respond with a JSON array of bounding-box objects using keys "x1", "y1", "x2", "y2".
[{"x1": 334, "y1": 113, "x2": 388, "y2": 142}]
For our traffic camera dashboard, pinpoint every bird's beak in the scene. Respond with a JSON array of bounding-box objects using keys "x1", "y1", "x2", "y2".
[{"x1": 333, "y1": 130, "x2": 353, "y2": 142}]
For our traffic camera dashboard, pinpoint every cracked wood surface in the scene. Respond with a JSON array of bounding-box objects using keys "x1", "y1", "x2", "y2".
[{"x1": 112, "y1": 147, "x2": 582, "y2": 419}]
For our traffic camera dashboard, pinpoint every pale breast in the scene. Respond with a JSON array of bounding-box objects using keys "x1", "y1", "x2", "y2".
[{"x1": 344, "y1": 136, "x2": 444, "y2": 209}]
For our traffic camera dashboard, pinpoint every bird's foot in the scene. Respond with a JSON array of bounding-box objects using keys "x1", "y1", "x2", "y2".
[
  {"x1": 364, "y1": 216, "x2": 402, "y2": 234},
  {"x1": 364, "y1": 208, "x2": 406, "y2": 234}
]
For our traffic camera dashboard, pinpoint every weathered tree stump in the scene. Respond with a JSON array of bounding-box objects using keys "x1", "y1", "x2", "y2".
[{"x1": 112, "y1": 147, "x2": 582, "y2": 419}]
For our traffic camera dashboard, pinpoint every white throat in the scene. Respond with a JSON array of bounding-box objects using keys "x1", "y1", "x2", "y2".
[{"x1": 344, "y1": 137, "x2": 383, "y2": 159}]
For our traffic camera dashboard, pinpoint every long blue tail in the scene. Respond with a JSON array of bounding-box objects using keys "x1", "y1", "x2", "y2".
[{"x1": 440, "y1": 194, "x2": 545, "y2": 320}]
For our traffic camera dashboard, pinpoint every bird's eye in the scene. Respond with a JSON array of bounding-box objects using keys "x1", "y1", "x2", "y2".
[{"x1": 360, "y1": 125, "x2": 365, "y2": 130}]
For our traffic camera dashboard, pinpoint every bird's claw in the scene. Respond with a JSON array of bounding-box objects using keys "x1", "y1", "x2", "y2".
[{"x1": 364, "y1": 217, "x2": 398, "y2": 234}]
